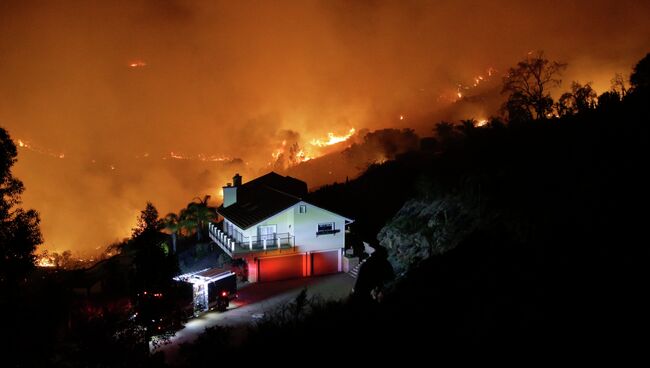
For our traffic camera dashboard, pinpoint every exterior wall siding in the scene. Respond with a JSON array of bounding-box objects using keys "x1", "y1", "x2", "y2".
[
  {"x1": 292, "y1": 202, "x2": 346, "y2": 252},
  {"x1": 238, "y1": 202, "x2": 347, "y2": 253},
  {"x1": 250, "y1": 207, "x2": 293, "y2": 238}
]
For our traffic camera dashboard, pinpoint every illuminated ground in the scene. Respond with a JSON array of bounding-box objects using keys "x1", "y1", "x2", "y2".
[{"x1": 152, "y1": 272, "x2": 355, "y2": 365}]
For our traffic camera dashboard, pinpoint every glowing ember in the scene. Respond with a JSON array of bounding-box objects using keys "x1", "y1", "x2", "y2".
[
  {"x1": 399, "y1": 115, "x2": 404, "y2": 120},
  {"x1": 310, "y1": 128, "x2": 356, "y2": 147}
]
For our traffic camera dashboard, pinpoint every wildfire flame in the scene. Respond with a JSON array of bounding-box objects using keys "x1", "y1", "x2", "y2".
[
  {"x1": 269, "y1": 128, "x2": 357, "y2": 168},
  {"x1": 129, "y1": 60, "x2": 147, "y2": 68},
  {"x1": 309, "y1": 128, "x2": 356, "y2": 147},
  {"x1": 16, "y1": 137, "x2": 234, "y2": 165},
  {"x1": 295, "y1": 149, "x2": 311, "y2": 162},
  {"x1": 37, "y1": 257, "x2": 55, "y2": 268},
  {"x1": 169, "y1": 151, "x2": 231, "y2": 162},
  {"x1": 375, "y1": 155, "x2": 388, "y2": 164},
  {"x1": 453, "y1": 67, "x2": 497, "y2": 101},
  {"x1": 270, "y1": 143, "x2": 313, "y2": 167},
  {"x1": 16, "y1": 138, "x2": 65, "y2": 159}
]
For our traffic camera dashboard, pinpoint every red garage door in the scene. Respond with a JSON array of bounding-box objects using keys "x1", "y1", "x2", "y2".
[
  {"x1": 258, "y1": 254, "x2": 304, "y2": 282},
  {"x1": 312, "y1": 250, "x2": 339, "y2": 276}
]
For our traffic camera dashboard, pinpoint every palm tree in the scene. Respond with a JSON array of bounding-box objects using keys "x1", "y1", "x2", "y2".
[
  {"x1": 163, "y1": 213, "x2": 181, "y2": 254},
  {"x1": 181, "y1": 195, "x2": 217, "y2": 241},
  {"x1": 457, "y1": 119, "x2": 477, "y2": 137},
  {"x1": 179, "y1": 207, "x2": 197, "y2": 238}
]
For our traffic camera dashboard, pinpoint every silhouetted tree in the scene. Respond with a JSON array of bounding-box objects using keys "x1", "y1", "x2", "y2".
[
  {"x1": 502, "y1": 91, "x2": 534, "y2": 122},
  {"x1": 557, "y1": 82, "x2": 597, "y2": 116},
  {"x1": 0, "y1": 127, "x2": 42, "y2": 291},
  {"x1": 501, "y1": 51, "x2": 567, "y2": 120},
  {"x1": 131, "y1": 202, "x2": 162, "y2": 238},
  {"x1": 128, "y1": 205, "x2": 179, "y2": 292},
  {"x1": 630, "y1": 52, "x2": 650, "y2": 92},
  {"x1": 434, "y1": 121, "x2": 455, "y2": 140},
  {"x1": 457, "y1": 119, "x2": 478, "y2": 137},
  {"x1": 126, "y1": 202, "x2": 179, "y2": 293},
  {"x1": 49, "y1": 249, "x2": 72, "y2": 269},
  {"x1": 434, "y1": 121, "x2": 461, "y2": 149},
  {"x1": 611, "y1": 73, "x2": 628, "y2": 97}
]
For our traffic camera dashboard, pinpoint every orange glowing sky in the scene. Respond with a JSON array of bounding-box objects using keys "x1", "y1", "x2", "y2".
[{"x1": 0, "y1": 0, "x2": 648, "y2": 255}]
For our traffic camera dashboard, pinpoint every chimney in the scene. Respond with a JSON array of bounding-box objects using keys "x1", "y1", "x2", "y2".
[
  {"x1": 233, "y1": 173, "x2": 242, "y2": 187},
  {"x1": 222, "y1": 174, "x2": 242, "y2": 208}
]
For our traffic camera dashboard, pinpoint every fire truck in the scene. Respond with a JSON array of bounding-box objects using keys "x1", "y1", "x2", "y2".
[{"x1": 174, "y1": 268, "x2": 238, "y2": 316}]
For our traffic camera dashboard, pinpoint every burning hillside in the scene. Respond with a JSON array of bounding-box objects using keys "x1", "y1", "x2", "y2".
[{"x1": 285, "y1": 128, "x2": 420, "y2": 189}]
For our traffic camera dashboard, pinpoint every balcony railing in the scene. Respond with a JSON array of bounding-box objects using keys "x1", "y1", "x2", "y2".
[{"x1": 208, "y1": 222, "x2": 295, "y2": 257}]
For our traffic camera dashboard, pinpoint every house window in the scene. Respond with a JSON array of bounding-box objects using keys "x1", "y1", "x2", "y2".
[
  {"x1": 258, "y1": 225, "x2": 277, "y2": 241},
  {"x1": 318, "y1": 222, "x2": 334, "y2": 232},
  {"x1": 299, "y1": 205, "x2": 307, "y2": 214},
  {"x1": 317, "y1": 222, "x2": 340, "y2": 235}
]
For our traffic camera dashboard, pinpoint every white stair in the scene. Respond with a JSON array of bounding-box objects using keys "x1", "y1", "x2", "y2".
[{"x1": 348, "y1": 262, "x2": 363, "y2": 279}]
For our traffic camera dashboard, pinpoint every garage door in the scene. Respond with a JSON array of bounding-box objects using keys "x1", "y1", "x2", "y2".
[
  {"x1": 312, "y1": 250, "x2": 339, "y2": 276},
  {"x1": 258, "y1": 254, "x2": 304, "y2": 282}
]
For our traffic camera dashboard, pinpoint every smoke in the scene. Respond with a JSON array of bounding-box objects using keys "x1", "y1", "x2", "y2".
[{"x1": 0, "y1": 0, "x2": 648, "y2": 253}]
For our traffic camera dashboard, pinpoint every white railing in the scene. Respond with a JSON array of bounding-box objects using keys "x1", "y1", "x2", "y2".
[
  {"x1": 208, "y1": 222, "x2": 295, "y2": 255},
  {"x1": 208, "y1": 223, "x2": 235, "y2": 256}
]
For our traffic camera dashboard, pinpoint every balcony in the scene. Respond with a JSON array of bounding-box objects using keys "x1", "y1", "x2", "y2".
[{"x1": 208, "y1": 222, "x2": 295, "y2": 257}]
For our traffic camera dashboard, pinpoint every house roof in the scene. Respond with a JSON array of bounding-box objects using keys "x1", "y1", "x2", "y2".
[{"x1": 217, "y1": 172, "x2": 307, "y2": 229}]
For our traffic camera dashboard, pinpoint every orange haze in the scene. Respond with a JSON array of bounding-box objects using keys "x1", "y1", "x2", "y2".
[{"x1": 0, "y1": 0, "x2": 648, "y2": 255}]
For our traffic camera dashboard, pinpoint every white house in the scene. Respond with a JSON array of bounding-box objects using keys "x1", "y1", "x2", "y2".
[{"x1": 208, "y1": 172, "x2": 353, "y2": 283}]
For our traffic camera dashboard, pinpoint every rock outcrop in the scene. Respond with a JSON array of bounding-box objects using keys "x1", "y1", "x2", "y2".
[{"x1": 378, "y1": 196, "x2": 479, "y2": 275}]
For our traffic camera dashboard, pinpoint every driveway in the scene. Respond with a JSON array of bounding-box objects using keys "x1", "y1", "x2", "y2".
[{"x1": 152, "y1": 272, "x2": 355, "y2": 364}]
